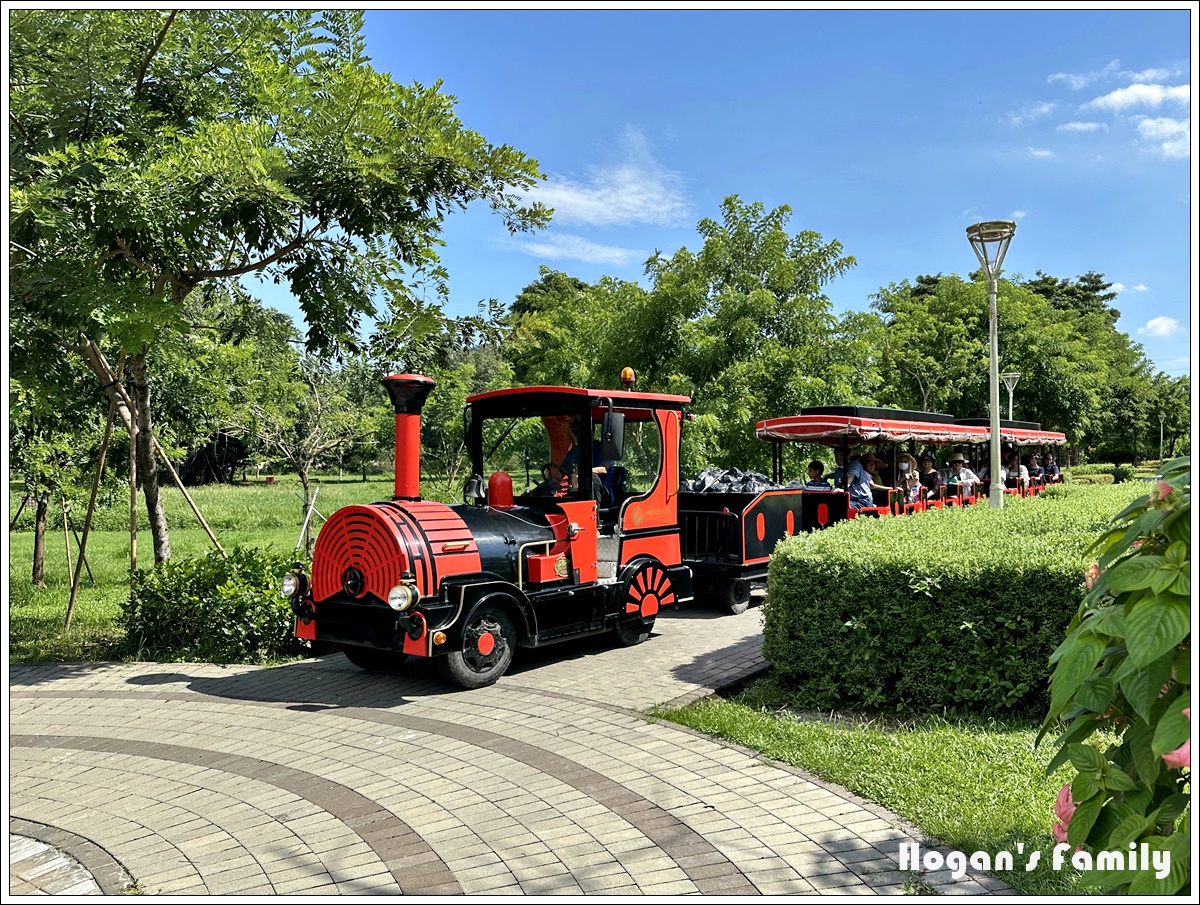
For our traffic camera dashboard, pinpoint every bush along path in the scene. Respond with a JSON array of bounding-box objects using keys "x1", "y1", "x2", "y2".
[{"x1": 1039, "y1": 456, "x2": 1190, "y2": 895}]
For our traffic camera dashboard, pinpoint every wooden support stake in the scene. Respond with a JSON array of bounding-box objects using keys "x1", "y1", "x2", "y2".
[
  {"x1": 130, "y1": 391, "x2": 138, "y2": 604},
  {"x1": 60, "y1": 490, "x2": 74, "y2": 590},
  {"x1": 66, "y1": 393, "x2": 116, "y2": 631}
]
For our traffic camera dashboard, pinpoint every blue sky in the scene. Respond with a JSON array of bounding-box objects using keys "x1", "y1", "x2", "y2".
[{"x1": 260, "y1": 7, "x2": 1195, "y2": 377}]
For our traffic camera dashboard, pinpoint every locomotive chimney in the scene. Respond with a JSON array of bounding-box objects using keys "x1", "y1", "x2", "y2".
[{"x1": 382, "y1": 374, "x2": 435, "y2": 500}]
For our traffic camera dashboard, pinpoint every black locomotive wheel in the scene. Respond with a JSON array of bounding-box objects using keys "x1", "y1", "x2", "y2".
[
  {"x1": 720, "y1": 578, "x2": 751, "y2": 615},
  {"x1": 614, "y1": 615, "x2": 655, "y2": 647},
  {"x1": 614, "y1": 562, "x2": 671, "y2": 647},
  {"x1": 438, "y1": 604, "x2": 515, "y2": 689},
  {"x1": 342, "y1": 645, "x2": 408, "y2": 672}
]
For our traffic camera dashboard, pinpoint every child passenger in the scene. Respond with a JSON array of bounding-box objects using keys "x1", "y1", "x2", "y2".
[{"x1": 805, "y1": 460, "x2": 832, "y2": 491}]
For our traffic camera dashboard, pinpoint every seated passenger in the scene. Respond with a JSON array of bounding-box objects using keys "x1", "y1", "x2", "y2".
[
  {"x1": 805, "y1": 460, "x2": 832, "y2": 491},
  {"x1": 1004, "y1": 450, "x2": 1029, "y2": 490},
  {"x1": 918, "y1": 453, "x2": 943, "y2": 502},
  {"x1": 1044, "y1": 453, "x2": 1061, "y2": 479},
  {"x1": 832, "y1": 448, "x2": 847, "y2": 489},
  {"x1": 944, "y1": 451, "x2": 981, "y2": 495},
  {"x1": 896, "y1": 453, "x2": 921, "y2": 505},
  {"x1": 1027, "y1": 454, "x2": 1045, "y2": 484},
  {"x1": 851, "y1": 454, "x2": 896, "y2": 509}
]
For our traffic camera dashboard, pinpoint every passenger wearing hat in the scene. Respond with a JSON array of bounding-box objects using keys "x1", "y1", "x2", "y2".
[
  {"x1": 917, "y1": 451, "x2": 943, "y2": 502},
  {"x1": 846, "y1": 453, "x2": 895, "y2": 510},
  {"x1": 945, "y1": 451, "x2": 981, "y2": 496}
]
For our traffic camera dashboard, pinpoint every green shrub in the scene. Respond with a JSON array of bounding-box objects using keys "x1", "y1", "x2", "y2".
[
  {"x1": 763, "y1": 484, "x2": 1146, "y2": 715},
  {"x1": 1066, "y1": 463, "x2": 1136, "y2": 484},
  {"x1": 122, "y1": 546, "x2": 308, "y2": 663},
  {"x1": 1071, "y1": 474, "x2": 1115, "y2": 485},
  {"x1": 1039, "y1": 458, "x2": 1190, "y2": 894}
]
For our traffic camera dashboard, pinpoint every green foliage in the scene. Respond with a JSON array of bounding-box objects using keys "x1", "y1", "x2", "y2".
[
  {"x1": 763, "y1": 484, "x2": 1145, "y2": 714},
  {"x1": 122, "y1": 545, "x2": 306, "y2": 663},
  {"x1": 1071, "y1": 474, "x2": 1116, "y2": 486},
  {"x1": 1039, "y1": 457, "x2": 1190, "y2": 895},
  {"x1": 1067, "y1": 463, "x2": 1137, "y2": 484}
]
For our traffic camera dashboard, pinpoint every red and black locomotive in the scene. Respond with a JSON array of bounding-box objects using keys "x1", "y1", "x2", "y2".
[{"x1": 287, "y1": 374, "x2": 697, "y2": 688}]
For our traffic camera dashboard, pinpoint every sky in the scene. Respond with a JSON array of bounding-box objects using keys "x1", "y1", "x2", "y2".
[{"x1": 260, "y1": 7, "x2": 1194, "y2": 377}]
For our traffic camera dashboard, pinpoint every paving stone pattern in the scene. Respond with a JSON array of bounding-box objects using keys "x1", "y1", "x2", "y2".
[{"x1": 8, "y1": 605, "x2": 1009, "y2": 895}]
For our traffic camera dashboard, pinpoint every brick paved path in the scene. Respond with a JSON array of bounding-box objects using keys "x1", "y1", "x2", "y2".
[{"x1": 8, "y1": 605, "x2": 1007, "y2": 895}]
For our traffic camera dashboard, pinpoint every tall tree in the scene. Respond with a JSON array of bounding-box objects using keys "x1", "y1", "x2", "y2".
[{"x1": 9, "y1": 10, "x2": 549, "y2": 561}]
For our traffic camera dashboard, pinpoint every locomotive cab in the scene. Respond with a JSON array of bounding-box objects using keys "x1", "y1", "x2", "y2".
[{"x1": 288, "y1": 377, "x2": 693, "y2": 689}]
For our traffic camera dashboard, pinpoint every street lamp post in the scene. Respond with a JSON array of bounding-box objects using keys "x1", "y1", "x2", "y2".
[
  {"x1": 1159, "y1": 411, "x2": 1165, "y2": 463},
  {"x1": 1001, "y1": 371, "x2": 1021, "y2": 420},
  {"x1": 967, "y1": 220, "x2": 1017, "y2": 509}
]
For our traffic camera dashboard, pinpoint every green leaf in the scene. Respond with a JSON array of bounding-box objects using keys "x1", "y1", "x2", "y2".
[
  {"x1": 1072, "y1": 771, "x2": 1102, "y2": 801},
  {"x1": 1067, "y1": 792, "x2": 1104, "y2": 847},
  {"x1": 1074, "y1": 677, "x2": 1116, "y2": 713},
  {"x1": 1124, "y1": 596, "x2": 1190, "y2": 667},
  {"x1": 1118, "y1": 650, "x2": 1175, "y2": 722},
  {"x1": 1068, "y1": 742, "x2": 1108, "y2": 773},
  {"x1": 1172, "y1": 649, "x2": 1190, "y2": 686},
  {"x1": 1151, "y1": 692, "x2": 1191, "y2": 756},
  {"x1": 1126, "y1": 834, "x2": 1190, "y2": 895},
  {"x1": 1044, "y1": 717, "x2": 1101, "y2": 772},
  {"x1": 1127, "y1": 720, "x2": 1161, "y2": 786},
  {"x1": 1103, "y1": 555, "x2": 1165, "y2": 592},
  {"x1": 1107, "y1": 812, "x2": 1152, "y2": 848},
  {"x1": 1051, "y1": 636, "x2": 1107, "y2": 714},
  {"x1": 1104, "y1": 766, "x2": 1138, "y2": 791}
]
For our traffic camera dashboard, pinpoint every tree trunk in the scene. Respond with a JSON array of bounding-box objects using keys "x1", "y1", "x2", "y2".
[
  {"x1": 129, "y1": 351, "x2": 171, "y2": 563},
  {"x1": 32, "y1": 489, "x2": 49, "y2": 587}
]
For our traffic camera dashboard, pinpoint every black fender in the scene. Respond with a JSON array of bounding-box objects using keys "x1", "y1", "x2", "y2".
[
  {"x1": 614, "y1": 557, "x2": 694, "y2": 614},
  {"x1": 437, "y1": 577, "x2": 536, "y2": 648}
]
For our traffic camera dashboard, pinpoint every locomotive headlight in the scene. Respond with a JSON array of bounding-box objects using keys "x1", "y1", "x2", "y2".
[
  {"x1": 281, "y1": 573, "x2": 298, "y2": 599},
  {"x1": 387, "y1": 584, "x2": 419, "y2": 612}
]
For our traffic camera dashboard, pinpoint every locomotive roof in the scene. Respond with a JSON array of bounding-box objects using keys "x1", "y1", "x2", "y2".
[{"x1": 467, "y1": 385, "x2": 691, "y2": 412}]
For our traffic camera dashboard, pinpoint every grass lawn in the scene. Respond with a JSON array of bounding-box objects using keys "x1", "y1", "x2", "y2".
[
  {"x1": 7, "y1": 474, "x2": 405, "y2": 663},
  {"x1": 655, "y1": 673, "x2": 1097, "y2": 896}
]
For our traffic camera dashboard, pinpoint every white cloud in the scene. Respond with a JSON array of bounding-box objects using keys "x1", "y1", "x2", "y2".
[
  {"x1": 514, "y1": 233, "x2": 646, "y2": 267},
  {"x1": 1011, "y1": 210, "x2": 1027, "y2": 220},
  {"x1": 1138, "y1": 316, "x2": 1180, "y2": 338},
  {"x1": 1007, "y1": 101, "x2": 1056, "y2": 126},
  {"x1": 1047, "y1": 59, "x2": 1119, "y2": 89},
  {"x1": 1124, "y1": 68, "x2": 1173, "y2": 83},
  {"x1": 523, "y1": 126, "x2": 690, "y2": 227},
  {"x1": 1111, "y1": 282, "x2": 1149, "y2": 294},
  {"x1": 1056, "y1": 121, "x2": 1106, "y2": 132},
  {"x1": 1027, "y1": 147, "x2": 1056, "y2": 159},
  {"x1": 1086, "y1": 83, "x2": 1190, "y2": 111},
  {"x1": 1136, "y1": 116, "x2": 1190, "y2": 158}
]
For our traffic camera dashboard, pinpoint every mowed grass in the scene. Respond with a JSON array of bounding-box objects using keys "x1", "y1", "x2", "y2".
[
  {"x1": 7, "y1": 474, "x2": 409, "y2": 663},
  {"x1": 655, "y1": 674, "x2": 1096, "y2": 896}
]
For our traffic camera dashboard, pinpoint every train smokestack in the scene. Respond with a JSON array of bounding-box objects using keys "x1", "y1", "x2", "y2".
[{"x1": 382, "y1": 374, "x2": 435, "y2": 500}]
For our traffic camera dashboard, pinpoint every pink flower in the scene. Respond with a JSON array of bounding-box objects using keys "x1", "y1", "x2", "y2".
[
  {"x1": 1162, "y1": 706, "x2": 1192, "y2": 771},
  {"x1": 1132, "y1": 539, "x2": 1145, "y2": 550},
  {"x1": 1084, "y1": 564, "x2": 1100, "y2": 590},
  {"x1": 1055, "y1": 783, "x2": 1076, "y2": 823},
  {"x1": 1162, "y1": 739, "x2": 1190, "y2": 771},
  {"x1": 1053, "y1": 819, "x2": 1069, "y2": 844},
  {"x1": 1150, "y1": 480, "x2": 1175, "y2": 504}
]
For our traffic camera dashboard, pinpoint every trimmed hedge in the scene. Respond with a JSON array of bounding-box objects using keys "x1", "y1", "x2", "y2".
[
  {"x1": 1068, "y1": 473, "x2": 1114, "y2": 485},
  {"x1": 1065, "y1": 463, "x2": 1135, "y2": 483},
  {"x1": 762, "y1": 483, "x2": 1146, "y2": 715},
  {"x1": 122, "y1": 546, "x2": 308, "y2": 663}
]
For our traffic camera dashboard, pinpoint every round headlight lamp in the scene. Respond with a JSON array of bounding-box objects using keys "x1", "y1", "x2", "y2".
[
  {"x1": 387, "y1": 584, "x2": 418, "y2": 612},
  {"x1": 281, "y1": 573, "x2": 298, "y2": 599}
]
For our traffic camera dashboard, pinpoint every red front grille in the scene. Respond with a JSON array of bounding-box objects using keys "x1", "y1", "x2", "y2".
[{"x1": 311, "y1": 505, "x2": 410, "y2": 603}]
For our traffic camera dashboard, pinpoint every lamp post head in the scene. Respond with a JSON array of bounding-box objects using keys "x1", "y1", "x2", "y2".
[
  {"x1": 967, "y1": 220, "x2": 1017, "y2": 277},
  {"x1": 1001, "y1": 371, "x2": 1021, "y2": 392}
]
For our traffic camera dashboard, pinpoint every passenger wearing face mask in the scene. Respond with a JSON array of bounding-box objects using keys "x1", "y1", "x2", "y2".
[{"x1": 896, "y1": 453, "x2": 921, "y2": 505}]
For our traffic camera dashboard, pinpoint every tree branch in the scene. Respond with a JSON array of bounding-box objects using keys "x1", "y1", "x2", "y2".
[
  {"x1": 181, "y1": 231, "x2": 315, "y2": 281},
  {"x1": 134, "y1": 11, "x2": 178, "y2": 98}
]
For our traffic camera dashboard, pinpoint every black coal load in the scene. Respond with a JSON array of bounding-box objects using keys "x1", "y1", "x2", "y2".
[{"x1": 684, "y1": 467, "x2": 804, "y2": 493}]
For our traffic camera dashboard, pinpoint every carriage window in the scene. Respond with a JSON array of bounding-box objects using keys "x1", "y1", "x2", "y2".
[{"x1": 480, "y1": 416, "x2": 559, "y2": 494}]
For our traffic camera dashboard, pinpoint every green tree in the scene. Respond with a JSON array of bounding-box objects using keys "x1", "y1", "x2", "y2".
[{"x1": 9, "y1": 9, "x2": 549, "y2": 562}]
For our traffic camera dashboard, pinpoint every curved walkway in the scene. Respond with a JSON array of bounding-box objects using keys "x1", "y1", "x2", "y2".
[{"x1": 8, "y1": 605, "x2": 1009, "y2": 895}]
